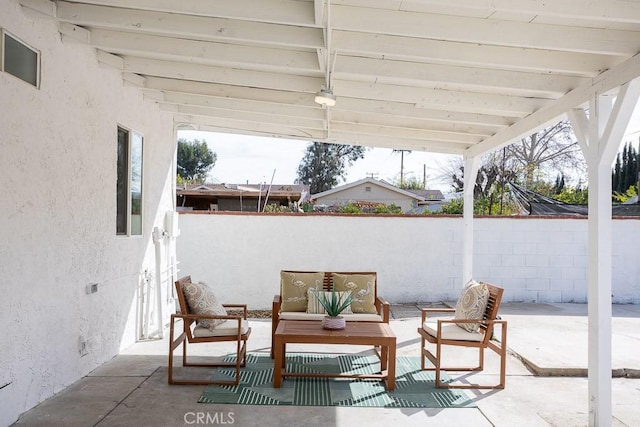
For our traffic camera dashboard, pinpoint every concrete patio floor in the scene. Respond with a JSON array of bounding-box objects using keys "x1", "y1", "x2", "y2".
[{"x1": 11, "y1": 303, "x2": 640, "y2": 427}]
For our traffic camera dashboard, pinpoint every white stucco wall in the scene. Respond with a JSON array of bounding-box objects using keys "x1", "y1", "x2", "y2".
[
  {"x1": 176, "y1": 213, "x2": 640, "y2": 309},
  {"x1": 0, "y1": 2, "x2": 176, "y2": 424}
]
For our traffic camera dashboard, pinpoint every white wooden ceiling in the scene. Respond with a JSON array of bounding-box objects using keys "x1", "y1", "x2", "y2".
[{"x1": 21, "y1": 0, "x2": 640, "y2": 156}]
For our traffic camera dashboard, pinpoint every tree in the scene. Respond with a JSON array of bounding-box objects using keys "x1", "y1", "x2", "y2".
[
  {"x1": 296, "y1": 142, "x2": 366, "y2": 194},
  {"x1": 612, "y1": 141, "x2": 638, "y2": 195},
  {"x1": 505, "y1": 120, "x2": 584, "y2": 187},
  {"x1": 392, "y1": 175, "x2": 423, "y2": 190},
  {"x1": 177, "y1": 139, "x2": 216, "y2": 182},
  {"x1": 553, "y1": 173, "x2": 566, "y2": 194},
  {"x1": 435, "y1": 120, "x2": 586, "y2": 215}
]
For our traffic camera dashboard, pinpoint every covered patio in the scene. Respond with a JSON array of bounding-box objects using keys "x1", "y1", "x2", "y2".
[
  {"x1": 3, "y1": 1, "x2": 640, "y2": 425},
  {"x1": 13, "y1": 303, "x2": 640, "y2": 426}
]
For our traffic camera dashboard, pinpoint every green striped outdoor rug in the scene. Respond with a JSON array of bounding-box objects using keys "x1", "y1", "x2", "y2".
[{"x1": 198, "y1": 353, "x2": 474, "y2": 408}]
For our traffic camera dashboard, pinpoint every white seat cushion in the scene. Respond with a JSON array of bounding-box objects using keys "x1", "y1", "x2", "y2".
[
  {"x1": 423, "y1": 320, "x2": 484, "y2": 342},
  {"x1": 193, "y1": 319, "x2": 249, "y2": 337},
  {"x1": 279, "y1": 312, "x2": 383, "y2": 322}
]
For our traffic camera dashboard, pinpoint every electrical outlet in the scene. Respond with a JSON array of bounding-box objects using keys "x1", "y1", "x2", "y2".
[{"x1": 85, "y1": 283, "x2": 98, "y2": 294}]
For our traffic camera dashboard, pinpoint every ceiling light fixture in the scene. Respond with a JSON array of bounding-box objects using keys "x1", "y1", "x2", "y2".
[
  {"x1": 314, "y1": 88, "x2": 336, "y2": 107},
  {"x1": 315, "y1": 0, "x2": 337, "y2": 108}
]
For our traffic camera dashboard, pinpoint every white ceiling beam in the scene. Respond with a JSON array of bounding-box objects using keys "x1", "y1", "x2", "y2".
[
  {"x1": 144, "y1": 77, "x2": 318, "y2": 107},
  {"x1": 466, "y1": 53, "x2": 640, "y2": 157},
  {"x1": 64, "y1": 0, "x2": 316, "y2": 25},
  {"x1": 326, "y1": 131, "x2": 468, "y2": 155},
  {"x1": 58, "y1": 22, "x2": 91, "y2": 44},
  {"x1": 332, "y1": 5, "x2": 640, "y2": 55},
  {"x1": 88, "y1": 29, "x2": 321, "y2": 75},
  {"x1": 179, "y1": 119, "x2": 471, "y2": 155},
  {"x1": 414, "y1": 0, "x2": 640, "y2": 24},
  {"x1": 330, "y1": 122, "x2": 482, "y2": 144},
  {"x1": 333, "y1": 97, "x2": 514, "y2": 126},
  {"x1": 176, "y1": 123, "x2": 318, "y2": 143},
  {"x1": 333, "y1": 31, "x2": 621, "y2": 77},
  {"x1": 142, "y1": 90, "x2": 163, "y2": 103},
  {"x1": 95, "y1": 49, "x2": 123, "y2": 69},
  {"x1": 331, "y1": 110, "x2": 498, "y2": 137},
  {"x1": 156, "y1": 87, "x2": 508, "y2": 132},
  {"x1": 55, "y1": 1, "x2": 322, "y2": 49},
  {"x1": 160, "y1": 104, "x2": 324, "y2": 131},
  {"x1": 333, "y1": 80, "x2": 551, "y2": 117},
  {"x1": 154, "y1": 91, "x2": 325, "y2": 120},
  {"x1": 123, "y1": 72, "x2": 145, "y2": 87},
  {"x1": 121, "y1": 56, "x2": 323, "y2": 93},
  {"x1": 175, "y1": 115, "x2": 326, "y2": 140},
  {"x1": 19, "y1": 0, "x2": 56, "y2": 18},
  {"x1": 335, "y1": 56, "x2": 587, "y2": 97},
  {"x1": 314, "y1": 0, "x2": 325, "y2": 25}
]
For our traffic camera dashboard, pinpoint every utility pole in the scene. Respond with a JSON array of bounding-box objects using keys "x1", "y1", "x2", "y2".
[
  {"x1": 400, "y1": 150, "x2": 405, "y2": 187},
  {"x1": 392, "y1": 149, "x2": 411, "y2": 187},
  {"x1": 423, "y1": 164, "x2": 426, "y2": 189},
  {"x1": 366, "y1": 172, "x2": 379, "y2": 179}
]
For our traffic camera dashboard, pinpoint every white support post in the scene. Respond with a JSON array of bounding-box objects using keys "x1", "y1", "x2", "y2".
[
  {"x1": 587, "y1": 94, "x2": 613, "y2": 427},
  {"x1": 462, "y1": 155, "x2": 480, "y2": 284},
  {"x1": 568, "y1": 79, "x2": 640, "y2": 426}
]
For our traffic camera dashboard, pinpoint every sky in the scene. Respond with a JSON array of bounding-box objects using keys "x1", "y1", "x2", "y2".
[
  {"x1": 177, "y1": 130, "x2": 457, "y2": 191},
  {"x1": 177, "y1": 104, "x2": 640, "y2": 194}
]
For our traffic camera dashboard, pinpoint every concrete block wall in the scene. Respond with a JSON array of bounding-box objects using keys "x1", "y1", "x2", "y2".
[{"x1": 177, "y1": 213, "x2": 640, "y2": 309}]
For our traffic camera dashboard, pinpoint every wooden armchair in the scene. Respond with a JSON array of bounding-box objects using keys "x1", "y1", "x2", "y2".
[
  {"x1": 417, "y1": 282, "x2": 507, "y2": 389},
  {"x1": 168, "y1": 275, "x2": 251, "y2": 385}
]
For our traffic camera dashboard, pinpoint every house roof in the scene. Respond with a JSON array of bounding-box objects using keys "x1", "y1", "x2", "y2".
[
  {"x1": 177, "y1": 183, "x2": 307, "y2": 199},
  {"x1": 406, "y1": 189, "x2": 445, "y2": 201},
  {"x1": 310, "y1": 177, "x2": 425, "y2": 201},
  {"x1": 25, "y1": 1, "x2": 640, "y2": 159}
]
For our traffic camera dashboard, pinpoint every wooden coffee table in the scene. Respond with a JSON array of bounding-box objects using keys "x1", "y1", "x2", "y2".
[{"x1": 273, "y1": 320, "x2": 396, "y2": 390}]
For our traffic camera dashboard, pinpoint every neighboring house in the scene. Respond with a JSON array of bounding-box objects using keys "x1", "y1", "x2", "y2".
[
  {"x1": 177, "y1": 183, "x2": 308, "y2": 212},
  {"x1": 406, "y1": 189, "x2": 447, "y2": 213},
  {"x1": 407, "y1": 190, "x2": 450, "y2": 215},
  {"x1": 310, "y1": 178, "x2": 444, "y2": 213}
]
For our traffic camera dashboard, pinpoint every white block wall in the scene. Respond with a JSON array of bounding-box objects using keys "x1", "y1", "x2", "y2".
[
  {"x1": 177, "y1": 214, "x2": 640, "y2": 309},
  {"x1": 0, "y1": 2, "x2": 176, "y2": 424}
]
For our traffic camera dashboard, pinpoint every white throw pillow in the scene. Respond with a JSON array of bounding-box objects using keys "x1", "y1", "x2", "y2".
[
  {"x1": 453, "y1": 280, "x2": 489, "y2": 333},
  {"x1": 182, "y1": 281, "x2": 227, "y2": 330}
]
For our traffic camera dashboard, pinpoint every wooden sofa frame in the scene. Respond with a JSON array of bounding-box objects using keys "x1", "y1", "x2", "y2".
[
  {"x1": 417, "y1": 282, "x2": 507, "y2": 389},
  {"x1": 168, "y1": 275, "x2": 251, "y2": 385},
  {"x1": 271, "y1": 270, "x2": 390, "y2": 358}
]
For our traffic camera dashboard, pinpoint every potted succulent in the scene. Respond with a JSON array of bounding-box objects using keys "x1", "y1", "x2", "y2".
[{"x1": 311, "y1": 289, "x2": 354, "y2": 330}]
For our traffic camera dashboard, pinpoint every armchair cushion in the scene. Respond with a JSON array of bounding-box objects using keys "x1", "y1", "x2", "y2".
[
  {"x1": 280, "y1": 271, "x2": 324, "y2": 312},
  {"x1": 332, "y1": 273, "x2": 377, "y2": 314},
  {"x1": 182, "y1": 281, "x2": 227, "y2": 330},
  {"x1": 453, "y1": 280, "x2": 489, "y2": 333},
  {"x1": 193, "y1": 319, "x2": 250, "y2": 337},
  {"x1": 422, "y1": 320, "x2": 484, "y2": 342}
]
